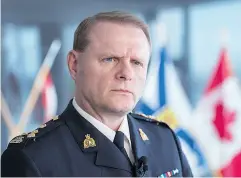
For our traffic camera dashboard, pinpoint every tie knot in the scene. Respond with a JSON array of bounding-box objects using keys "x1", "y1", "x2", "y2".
[{"x1": 113, "y1": 131, "x2": 125, "y2": 149}]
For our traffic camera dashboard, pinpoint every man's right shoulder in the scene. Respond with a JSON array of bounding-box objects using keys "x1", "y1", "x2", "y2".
[{"x1": 7, "y1": 115, "x2": 64, "y2": 150}]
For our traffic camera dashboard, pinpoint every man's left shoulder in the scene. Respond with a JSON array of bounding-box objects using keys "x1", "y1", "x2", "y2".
[
  {"x1": 129, "y1": 112, "x2": 171, "y2": 130},
  {"x1": 129, "y1": 112, "x2": 179, "y2": 144}
]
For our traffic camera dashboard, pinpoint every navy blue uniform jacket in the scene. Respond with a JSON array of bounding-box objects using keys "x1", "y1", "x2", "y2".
[{"x1": 1, "y1": 100, "x2": 193, "y2": 177}]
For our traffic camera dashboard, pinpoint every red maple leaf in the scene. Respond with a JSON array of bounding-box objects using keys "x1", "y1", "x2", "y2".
[{"x1": 212, "y1": 101, "x2": 236, "y2": 141}]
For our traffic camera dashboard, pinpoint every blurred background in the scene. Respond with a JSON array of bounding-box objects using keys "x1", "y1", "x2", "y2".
[{"x1": 1, "y1": 0, "x2": 241, "y2": 176}]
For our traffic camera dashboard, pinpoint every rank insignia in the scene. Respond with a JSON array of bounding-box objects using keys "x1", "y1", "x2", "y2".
[
  {"x1": 52, "y1": 115, "x2": 59, "y2": 121},
  {"x1": 139, "y1": 128, "x2": 149, "y2": 141},
  {"x1": 83, "y1": 134, "x2": 96, "y2": 149},
  {"x1": 32, "y1": 130, "x2": 38, "y2": 134},
  {"x1": 136, "y1": 113, "x2": 156, "y2": 119},
  {"x1": 10, "y1": 136, "x2": 24, "y2": 144},
  {"x1": 27, "y1": 131, "x2": 36, "y2": 138},
  {"x1": 40, "y1": 124, "x2": 46, "y2": 129}
]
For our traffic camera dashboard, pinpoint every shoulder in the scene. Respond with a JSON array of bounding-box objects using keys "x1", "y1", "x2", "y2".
[
  {"x1": 129, "y1": 112, "x2": 172, "y2": 130},
  {"x1": 7, "y1": 115, "x2": 64, "y2": 150},
  {"x1": 130, "y1": 111, "x2": 182, "y2": 146}
]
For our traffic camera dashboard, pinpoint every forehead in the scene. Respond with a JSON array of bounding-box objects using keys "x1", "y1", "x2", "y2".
[{"x1": 87, "y1": 21, "x2": 151, "y2": 59}]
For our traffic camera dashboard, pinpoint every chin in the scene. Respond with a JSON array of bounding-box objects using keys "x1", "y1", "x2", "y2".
[
  {"x1": 104, "y1": 95, "x2": 136, "y2": 113},
  {"x1": 107, "y1": 104, "x2": 134, "y2": 114}
]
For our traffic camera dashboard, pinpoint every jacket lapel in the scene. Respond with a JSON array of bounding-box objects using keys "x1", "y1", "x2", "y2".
[
  {"x1": 62, "y1": 101, "x2": 132, "y2": 173},
  {"x1": 128, "y1": 114, "x2": 152, "y2": 176},
  {"x1": 94, "y1": 132, "x2": 132, "y2": 173}
]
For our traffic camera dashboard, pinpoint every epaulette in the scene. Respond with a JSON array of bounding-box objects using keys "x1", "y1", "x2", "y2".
[
  {"x1": 130, "y1": 112, "x2": 162, "y2": 125},
  {"x1": 8, "y1": 115, "x2": 62, "y2": 149},
  {"x1": 130, "y1": 112, "x2": 174, "y2": 130}
]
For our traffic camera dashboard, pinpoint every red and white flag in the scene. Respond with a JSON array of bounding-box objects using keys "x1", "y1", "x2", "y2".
[
  {"x1": 191, "y1": 48, "x2": 241, "y2": 176},
  {"x1": 41, "y1": 74, "x2": 58, "y2": 123}
]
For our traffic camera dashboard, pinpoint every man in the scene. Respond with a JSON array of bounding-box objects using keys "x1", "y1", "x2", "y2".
[{"x1": 1, "y1": 11, "x2": 193, "y2": 177}]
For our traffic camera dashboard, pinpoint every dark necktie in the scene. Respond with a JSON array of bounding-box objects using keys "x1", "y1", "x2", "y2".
[{"x1": 113, "y1": 131, "x2": 130, "y2": 161}]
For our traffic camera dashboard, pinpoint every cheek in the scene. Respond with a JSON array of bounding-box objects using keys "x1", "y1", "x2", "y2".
[
  {"x1": 137, "y1": 77, "x2": 147, "y2": 93},
  {"x1": 136, "y1": 68, "x2": 147, "y2": 84},
  {"x1": 77, "y1": 64, "x2": 100, "y2": 92},
  {"x1": 134, "y1": 70, "x2": 147, "y2": 93},
  {"x1": 91, "y1": 72, "x2": 112, "y2": 94}
]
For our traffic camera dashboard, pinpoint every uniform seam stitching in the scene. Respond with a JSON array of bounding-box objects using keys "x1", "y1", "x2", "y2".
[
  {"x1": 22, "y1": 149, "x2": 43, "y2": 176},
  {"x1": 171, "y1": 131, "x2": 184, "y2": 175}
]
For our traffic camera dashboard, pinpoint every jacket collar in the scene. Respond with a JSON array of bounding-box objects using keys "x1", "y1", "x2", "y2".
[{"x1": 61, "y1": 100, "x2": 132, "y2": 173}]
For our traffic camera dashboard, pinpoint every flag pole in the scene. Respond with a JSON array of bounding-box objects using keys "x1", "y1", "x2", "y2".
[
  {"x1": 15, "y1": 39, "x2": 61, "y2": 134},
  {"x1": 1, "y1": 91, "x2": 15, "y2": 132}
]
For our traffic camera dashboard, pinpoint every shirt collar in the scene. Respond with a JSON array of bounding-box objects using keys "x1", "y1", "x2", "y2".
[
  {"x1": 72, "y1": 98, "x2": 131, "y2": 144},
  {"x1": 118, "y1": 115, "x2": 131, "y2": 144}
]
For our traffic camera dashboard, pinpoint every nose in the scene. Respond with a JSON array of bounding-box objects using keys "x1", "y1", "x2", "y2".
[{"x1": 115, "y1": 59, "x2": 134, "y2": 81}]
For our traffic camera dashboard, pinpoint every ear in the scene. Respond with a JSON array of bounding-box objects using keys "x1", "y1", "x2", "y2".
[{"x1": 67, "y1": 50, "x2": 79, "y2": 81}]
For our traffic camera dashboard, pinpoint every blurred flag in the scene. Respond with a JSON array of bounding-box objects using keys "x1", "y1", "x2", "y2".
[
  {"x1": 41, "y1": 73, "x2": 58, "y2": 123},
  {"x1": 135, "y1": 46, "x2": 210, "y2": 176},
  {"x1": 191, "y1": 48, "x2": 241, "y2": 176}
]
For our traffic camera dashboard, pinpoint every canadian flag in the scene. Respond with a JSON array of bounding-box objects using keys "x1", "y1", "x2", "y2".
[
  {"x1": 191, "y1": 48, "x2": 241, "y2": 176},
  {"x1": 41, "y1": 74, "x2": 58, "y2": 123}
]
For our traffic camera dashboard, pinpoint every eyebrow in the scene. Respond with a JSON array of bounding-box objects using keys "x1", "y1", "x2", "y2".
[
  {"x1": 99, "y1": 50, "x2": 148, "y2": 64},
  {"x1": 99, "y1": 51, "x2": 123, "y2": 57}
]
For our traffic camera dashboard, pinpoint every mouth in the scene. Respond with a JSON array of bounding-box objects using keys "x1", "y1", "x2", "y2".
[{"x1": 111, "y1": 89, "x2": 133, "y2": 95}]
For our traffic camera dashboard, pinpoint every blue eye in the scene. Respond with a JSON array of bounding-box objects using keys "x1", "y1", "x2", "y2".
[
  {"x1": 103, "y1": 57, "x2": 114, "y2": 62},
  {"x1": 132, "y1": 60, "x2": 143, "y2": 67}
]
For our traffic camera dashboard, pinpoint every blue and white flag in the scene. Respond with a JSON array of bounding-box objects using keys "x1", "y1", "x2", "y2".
[{"x1": 135, "y1": 45, "x2": 211, "y2": 176}]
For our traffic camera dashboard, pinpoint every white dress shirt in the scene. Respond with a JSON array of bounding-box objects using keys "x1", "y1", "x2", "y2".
[{"x1": 72, "y1": 98, "x2": 134, "y2": 164}]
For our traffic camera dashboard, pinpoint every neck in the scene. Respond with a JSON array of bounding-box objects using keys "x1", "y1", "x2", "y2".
[{"x1": 75, "y1": 97, "x2": 125, "y2": 131}]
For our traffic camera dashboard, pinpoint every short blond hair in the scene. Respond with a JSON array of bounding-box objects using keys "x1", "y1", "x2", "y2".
[{"x1": 73, "y1": 11, "x2": 151, "y2": 51}]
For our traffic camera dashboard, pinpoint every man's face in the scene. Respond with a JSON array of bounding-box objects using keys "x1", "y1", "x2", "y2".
[{"x1": 75, "y1": 22, "x2": 150, "y2": 114}]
